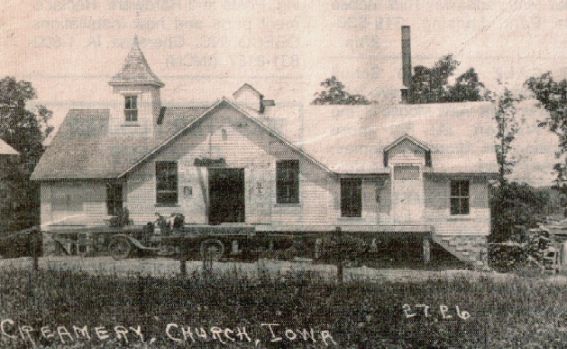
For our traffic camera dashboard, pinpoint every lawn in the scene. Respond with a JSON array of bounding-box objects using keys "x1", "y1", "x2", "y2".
[{"x1": 1, "y1": 266, "x2": 566, "y2": 348}]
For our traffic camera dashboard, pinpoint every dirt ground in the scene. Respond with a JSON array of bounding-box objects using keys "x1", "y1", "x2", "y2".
[{"x1": 0, "y1": 255, "x2": 533, "y2": 283}]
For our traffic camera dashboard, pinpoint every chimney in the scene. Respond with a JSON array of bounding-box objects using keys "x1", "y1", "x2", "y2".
[{"x1": 401, "y1": 25, "x2": 412, "y2": 103}]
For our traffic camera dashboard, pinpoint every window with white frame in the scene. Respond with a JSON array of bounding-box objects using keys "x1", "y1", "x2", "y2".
[
  {"x1": 276, "y1": 160, "x2": 299, "y2": 204},
  {"x1": 450, "y1": 180, "x2": 470, "y2": 215},
  {"x1": 341, "y1": 178, "x2": 362, "y2": 217},
  {"x1": 156, "y1": 161, "x2": 178, "y2": 205},
  {"x1": 124, "y1": 95, "x2": 138, "y2": 122}
]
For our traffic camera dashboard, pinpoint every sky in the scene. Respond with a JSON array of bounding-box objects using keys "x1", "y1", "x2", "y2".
[{"x1": 0, "y1": 0, "x2": 565, "y2": 186}]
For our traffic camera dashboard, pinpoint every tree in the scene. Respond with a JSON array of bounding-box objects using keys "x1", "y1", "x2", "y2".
[
  {"x1": 409, "y1": 54, "x2": 488, "y2": 103},
  {"x1": 525, "y1": 72, "x2": 567, "y2": 189},
  {"x1": 0, "y1": 77, "x2": 52, "y2": 230},
  {"x1": 447, "y1": 68, "x2": 489, "y2": 102},
  {"x1": 312, "y1": 76, "x2": 371, "y2": 105},
  {"x1": 489, "y1": 84, "x2": 524, "y2": 183},
  {"x1": 490, "y1": 182, "x2": 549, "y2": 242}
]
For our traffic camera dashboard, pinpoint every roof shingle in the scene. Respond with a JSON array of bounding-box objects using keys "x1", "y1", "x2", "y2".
[
  {"x1": 31, "y1": 106, "x2": 208, "y2": 180},
  {"x1": 31, "y1": 100, "x2": 498, "y2": 181},
  {"x1": 108, "y1": 36, "x2": 164, "y2": 88}
]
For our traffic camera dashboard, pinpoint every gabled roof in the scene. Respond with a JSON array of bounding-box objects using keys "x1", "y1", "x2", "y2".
[
  {"x1": 31, "y1": 106, "x2": 208, "y2": 180},
  {"x1": 383, "y1": 134, "x2": 430, "y2": 152},
  {"x1": 233, "y1": 83, "x2": 263, "y2": 99},
  {"x1": 118, "y1": 98, "x2": 331, "y2": 177},
  {"x1": 0, "y1": 139, "x2": 18, "y2": 156},
  {"x1": 258, "y1": 101, "x2": 498, "y2": 174},
  {"x1": 32, "y1": 99, "x2": 498, "y2": 180},
  {"x1": 108, "y1": 37, "x2": 164, "y2": 88}
]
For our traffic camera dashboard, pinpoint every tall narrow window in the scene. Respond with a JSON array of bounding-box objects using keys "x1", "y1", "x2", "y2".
[
  {"x1": 124, "y1": 95, "x2": 138, "y2": 122},
  {"x1": 276, "y1": 160, "x2": 299, "y2": 204},
  {"x1": 156, "y1": 161, "x2": 178, "y2": 205},
  {"x1": 341, "y1": 178, "x2": 362, "y2": 217},
  {"x1": 106, "y1": 183, "x2": 123, "y2": 215},
  {"x1": 450, "y1": 180, "x2": 470, "y2": 215}
]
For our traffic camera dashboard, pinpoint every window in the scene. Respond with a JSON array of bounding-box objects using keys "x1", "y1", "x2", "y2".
[
  {"x1": 156, "y1": 161, "x2": 178, "y2": 205},
  {"x1": 124, "y1": 95, "x2": 138, "y2": 122},
  {"x1": 394, "y1": 165, "x2": 420, "y2": 180},
  {"x1": 276, "y1": 160, "x2": 299, "y2": 203},
  {"x1": 341, "y1": 178, "x2": 362, "y2": 217},
  {"x1": 450, "y1": 180, "x2": 470, "y2": 215},
  {"x1": 106, "y1": 183, "x2": 123, "y2": 215}
]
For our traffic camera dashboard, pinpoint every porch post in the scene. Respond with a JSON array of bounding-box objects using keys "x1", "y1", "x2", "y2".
[{"x1": 422, "y1": 237, "x2": 431, "y2": 264}]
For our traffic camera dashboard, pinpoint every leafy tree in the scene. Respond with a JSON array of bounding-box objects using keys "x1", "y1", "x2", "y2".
[
  {"x1": 525, "y1": 72, "x2": 567, "y2": 190},
  {"x1": 409, "y1": 54, "x2": 488, "y2": 103},
  {"x1": 490, "y1": 182, "x2": 549, "y2": 242},
  {"x1": 447, "y1": 68, "x2": 488, "y2": 102},
  {"x1": 312, "y1": 76, "x2": 371, "y2": 105},
  {"x1": 489, "y1": 84, "x2": 525, "y2": 183},
  {"x1": 0, "y1": 76, "x2": 52, "y2": 231}
]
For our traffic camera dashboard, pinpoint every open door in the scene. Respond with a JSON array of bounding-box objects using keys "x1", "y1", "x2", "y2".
[{"x1": 208, "y1": 168, "x2": 245, "y2": 225}]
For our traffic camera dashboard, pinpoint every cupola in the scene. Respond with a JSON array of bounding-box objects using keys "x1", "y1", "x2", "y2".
[{"x1": 108, "y1": 36, "x2": 163, "y2": 134}]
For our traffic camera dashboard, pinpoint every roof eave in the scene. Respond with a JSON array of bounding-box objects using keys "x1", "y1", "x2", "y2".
[{"x1": 108, "y1": 80, "x2": 165, "y2": 88}]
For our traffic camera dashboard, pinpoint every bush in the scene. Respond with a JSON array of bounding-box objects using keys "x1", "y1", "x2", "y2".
[
  {"x1": 489, "y1": 229, "x2": 553, "y2": 273},
  {"x1": 490, "y1": 182, "x2": 549, "y2": 242},
  {"x1": 317, "y1": 234, "x2": 368, "y2": 264}
]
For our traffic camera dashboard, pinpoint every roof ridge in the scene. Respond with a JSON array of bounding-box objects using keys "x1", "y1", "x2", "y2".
[
  {"x1": 68, "y1": 108, "x2": 110, "y2": 111},
  {"x1": 165, "y1": 105, "x2": 210, "y2": 109}
]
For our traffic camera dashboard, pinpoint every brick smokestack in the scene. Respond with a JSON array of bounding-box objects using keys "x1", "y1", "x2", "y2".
[{"x1": 401, "y1": 25, "x2": 412, "y2": 103}]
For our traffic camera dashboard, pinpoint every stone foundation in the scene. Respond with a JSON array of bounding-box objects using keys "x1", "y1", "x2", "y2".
[{"x1": 433, "y1": 234, "x2": 488, "y2": 266}]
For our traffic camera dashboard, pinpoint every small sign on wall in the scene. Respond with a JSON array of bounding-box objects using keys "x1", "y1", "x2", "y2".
[{"x1": 183, "y1": 186, "x2": 192, "y2": 197}]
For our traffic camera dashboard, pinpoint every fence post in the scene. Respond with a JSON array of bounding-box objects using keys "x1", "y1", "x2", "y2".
[
  {"x1": 422, "y1": 237, "x2": 431, "y2": 264},
  {"x1": 336, "y1": 227, "x2": 343, "y2": 283},
  {"x1": 137, "y1": 274, "x2": 146, "y2": 316},
  {"x1": 202, "y1": 244, "x2": 214, "y2": 274},
  {"x1": 179, "y1": 243, "x2": 187, "y2": 276},
  {"x1": 31, "y1": 228, "x2": 39, "y2": 272}
]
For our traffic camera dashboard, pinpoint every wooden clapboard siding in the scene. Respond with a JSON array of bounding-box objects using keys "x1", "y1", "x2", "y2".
[
  {"x1": 125, "y1": 104, "x2": 335, "y2": 226},
  {"x1": 424, "y1": 175, "x2": 490, "y2": 235},
  {"x1": 37, "y1": 101, "x2": 492, "y2": 239},
  {"x1": 40, "y1": 181, "x2": 107, "y2": 227},
  {"x1": 108, "y1": 85, "x2": 160, "y2": 136},
  {"x1": 388, "y1": 139, "x2": 427, "y2": 166}
]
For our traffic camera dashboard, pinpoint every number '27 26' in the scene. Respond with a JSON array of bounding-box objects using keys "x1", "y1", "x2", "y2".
[{"x1": 403, "y1": 304, "x2": 471, "y2": 320}]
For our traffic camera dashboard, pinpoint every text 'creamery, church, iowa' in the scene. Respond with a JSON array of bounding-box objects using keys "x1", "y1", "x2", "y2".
[{"x1": 31, "y1": 27, "x2": 498, "y2": 266}]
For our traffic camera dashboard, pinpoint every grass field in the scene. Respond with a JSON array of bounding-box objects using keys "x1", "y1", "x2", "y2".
[{"x1": 0, "y1": 264, "x2": 566, "y2": 348}]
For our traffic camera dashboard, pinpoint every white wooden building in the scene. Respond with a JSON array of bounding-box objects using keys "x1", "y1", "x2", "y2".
[{"x1": 31, "y1": 35, "x2": 498, "y2": 265}]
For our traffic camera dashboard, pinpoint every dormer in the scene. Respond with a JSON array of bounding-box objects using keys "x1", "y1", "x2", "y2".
[
  {"x1": 233, "y1": 83, "x2": 274, "y2": 114},
  {"x1": 108, "y1": 36, "x2": 164, "y2": 134},
  {"x1": 383, "y1": 134, "x2": 432, "y2": 167}
]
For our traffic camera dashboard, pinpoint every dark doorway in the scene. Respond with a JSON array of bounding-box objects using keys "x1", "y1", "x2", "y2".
[{"x1": 208, "y1": 168, "x2": 245, "y2": 225}]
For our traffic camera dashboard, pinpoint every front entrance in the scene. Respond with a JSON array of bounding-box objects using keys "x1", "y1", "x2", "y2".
[
  {"x1": 392, "y1": 164, "x2": 424, "y2": 222},
  {"x1": 208, "y1": 168, "x2": 245, "y2": 225}
]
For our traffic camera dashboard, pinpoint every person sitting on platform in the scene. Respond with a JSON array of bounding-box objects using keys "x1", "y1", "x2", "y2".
[{"x1": 154, "y1": 212, "x2": 169, "y2": 236}]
